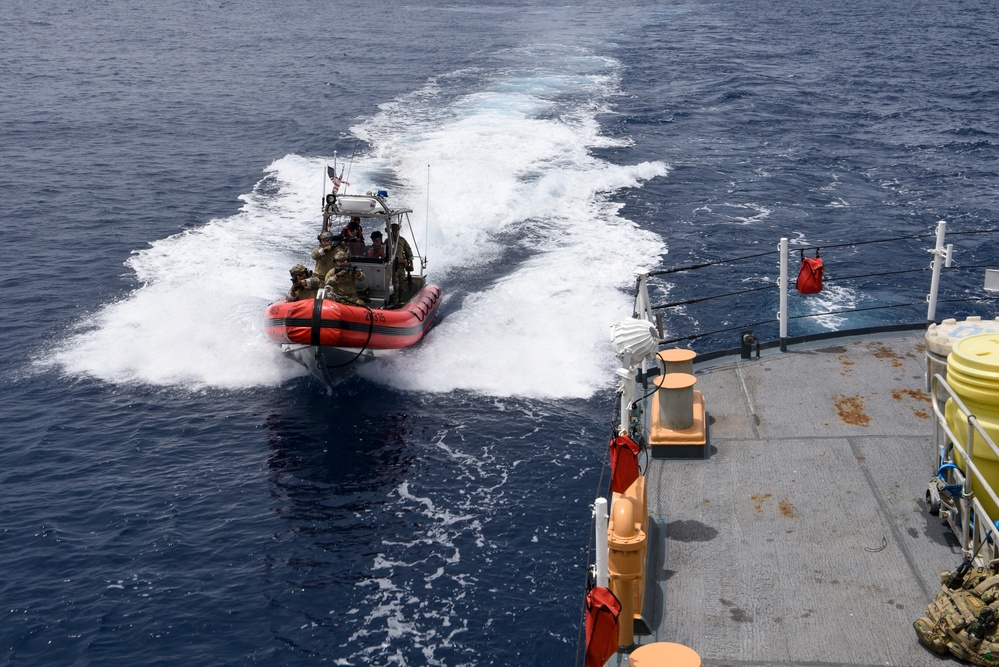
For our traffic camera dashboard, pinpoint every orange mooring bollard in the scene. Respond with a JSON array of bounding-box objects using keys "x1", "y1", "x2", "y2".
[
  {"x1": 607, "y1": 494, "x2": 646, "y2": 648},
  {"x1": 629, "y1": 642, "x2": 702, "y2": 667},
  {"x1": 656, "y1": 348, "x2": 696, "y2": 376},
  {"x1": 654, "y1": 372, "x2": 697, "y2": 430}
]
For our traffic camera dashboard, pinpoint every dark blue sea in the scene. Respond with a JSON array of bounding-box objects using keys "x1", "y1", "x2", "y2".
[{"x1": 2, "y1": 1, "x2": 998, "y2": 665}]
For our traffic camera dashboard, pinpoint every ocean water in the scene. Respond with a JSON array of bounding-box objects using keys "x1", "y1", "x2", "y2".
[{"x1": 2, "y1": 1, "x2": 998, "y2": 665}]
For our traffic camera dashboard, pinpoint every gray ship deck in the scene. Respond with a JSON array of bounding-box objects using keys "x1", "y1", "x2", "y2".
[{"x1": 636, "y1": 333, "x2": 959, "y2": 666}]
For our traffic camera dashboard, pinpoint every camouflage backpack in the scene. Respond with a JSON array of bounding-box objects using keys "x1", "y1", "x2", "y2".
[{"x1": 915, "y1": 558, "x2": 999, "y2": 665}]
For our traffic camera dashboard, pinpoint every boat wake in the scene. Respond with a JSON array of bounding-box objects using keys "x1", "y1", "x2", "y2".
[{"x1": 41, "y1": 49, "x2": 668, "y2": 398}]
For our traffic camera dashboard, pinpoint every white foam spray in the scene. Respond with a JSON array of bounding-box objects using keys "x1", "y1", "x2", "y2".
[{"x1": 44, "y1": 52, "x2": 668, "y2": 397}]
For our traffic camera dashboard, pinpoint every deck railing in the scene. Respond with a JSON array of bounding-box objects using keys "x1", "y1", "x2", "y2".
[
  {"x1": 640, "y1": 221, "x2": 999, "y2": 356},
  {"x1": 929, "y1": 373, "x2": 999, "y2": 564}
]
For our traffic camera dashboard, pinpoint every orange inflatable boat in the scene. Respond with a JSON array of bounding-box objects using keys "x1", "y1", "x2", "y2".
[
  {"x1": 264, "y1": 285, "x2": 441, "y2": 350},
  {"x1": 263, "y1": 187, "x2": 442, "y2": 385}
]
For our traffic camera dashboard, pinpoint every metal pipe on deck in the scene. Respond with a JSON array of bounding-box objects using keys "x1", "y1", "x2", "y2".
[
  {"x1": 595, "y1": 498, "x2": 609, "y2": 589},
  {"x1": 779, "y1": 237, "x2": 788, "y2": 351},
  {"x1": 927, "y1": 220, "x2": 947, "y2": 322},
  {"x1": 608, "y1": 495, "x2": 645, "y2": 648},
  {"x1": 617, "y1": 368, "x2": 635, "y2": 437}
]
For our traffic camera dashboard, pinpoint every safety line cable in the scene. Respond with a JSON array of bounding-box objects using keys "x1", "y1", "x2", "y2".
[
  {"x1": 794, "y1": 232, "x2": 936, "y2": 251},
  {"x1": 818, "y1": 267, "x2": 931, "y2": 283},
  {"x1": 654, "y1": 266, "x2": 930, "y2": 311},
  {"x1": 654, "y1": 284, "x2": 776, "y2": 309},
  {"x1": 647, "y1": 249, "x2": 777, "y2": 277},
  {"x1": 651, "y1": 261, "x2": 996, "y2": 313},
  {"x1": 648, "y1": 227, "x2": 998, "y2": 280},
  {"x1": 659, "y1": 295, "x2": 999, "y2": 345},
  {"x1": 934, "y1": 228, "x2": 999, "y2": 237}
]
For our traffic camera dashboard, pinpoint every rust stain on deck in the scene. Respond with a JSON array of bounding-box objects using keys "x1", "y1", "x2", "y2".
[
  {"x1": 892, "y1": 388, "x2": 930, "y2": 402},
  {"x1": 750, "y1": 493, "x2": 773, "y2": 513},
  {"x1": 892, "y1": 388, "x2": 931, "y2": 419},
  {"x1": 835, "y1": 394, "x2": 871, "y2": 427},
  {"x1": 868, "y1": 342, "x2": 911, "y2": 367},
  {"x1": 779, "y1": 498, "x2": 798, "y2": 518}
]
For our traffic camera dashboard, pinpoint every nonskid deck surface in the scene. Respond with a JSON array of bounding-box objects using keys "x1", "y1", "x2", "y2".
[{"x1": 635, "y1": 334, "x2": 960, "y2": 666}]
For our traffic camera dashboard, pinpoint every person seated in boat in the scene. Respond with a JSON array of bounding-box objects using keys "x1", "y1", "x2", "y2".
[
  {"x1": 324, "y1": 252, "x2": 367, "y2": 306},
  {"x1": 286, "y1": 264, "x2": 321, "y2": 301},
  {"x1": 390, "y1": 222, "x2": 414, "y2": 304},
  {"x1": 366, "y1": 230, "x2": 386, "y2": 259},
  {"x1": 311, "y1": 231, "x2": 345, "y2": 280},
  {"x1": 322, "y1": 194, "x2": 337, "y2": 232},
  {"x1": 342, "y1": 216, "x2": 365, "y2": 257}
]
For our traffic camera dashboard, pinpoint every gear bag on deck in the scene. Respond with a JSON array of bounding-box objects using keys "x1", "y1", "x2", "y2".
[
  {"x1": 915, "y1": 558, "x2": 999, "y2": 665},
  {"x1": 796, "y1": 248, "x2": 824, "y2": 294}
]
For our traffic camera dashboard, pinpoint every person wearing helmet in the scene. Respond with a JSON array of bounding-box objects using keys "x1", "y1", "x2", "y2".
[
  {"x1": 286, "y1": 264, "x2": 320, "y2": 302},
  {"x1": 342, "y1": 216, "x2": 365, "y2": 257},
  {"x1": 324, "y1": 252, "x2": 366, "y2": 306},
  {"x1": 366, "y1": 230, "x2": 386, "y2": 259},
  {"x1": 311, "y1": 230, "x2": 344, "y2": 279},
  {"x1": 390, "y1": 222, "x2": 414, "y2": 304}
]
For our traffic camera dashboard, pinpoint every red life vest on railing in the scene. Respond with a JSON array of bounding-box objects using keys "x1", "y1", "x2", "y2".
[
  {"x1": 609, "y1": 435, "x2": 641, "y2": 494},
  {"x1": 585, "y1": 586, "x2": 621, "y2": 667},
  {"x1": 797, "y1": 248, "x2": 824, "y2": 294}
]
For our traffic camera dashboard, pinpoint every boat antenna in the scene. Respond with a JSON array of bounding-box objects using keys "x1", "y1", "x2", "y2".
[
  {"x1": 344, "y1": 139, "x2": 359, "y2": 193},
  {"x1": 322, "y1": 151, "x2": 336, "y2": 204},
  {"x1": 424, "y1": 164, "x2": 431, "y2": 270}
]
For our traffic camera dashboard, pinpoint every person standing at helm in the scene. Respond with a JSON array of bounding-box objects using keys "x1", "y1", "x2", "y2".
[
  {"x1": 286, "y1": 264, "x2": 320, "y2": 302},
  {"x1": 311, "y1": 231, "x2": 340, "y2": 280},
  {"x1": 390, "y1": 222, "x2": 414, "y2": 304}
]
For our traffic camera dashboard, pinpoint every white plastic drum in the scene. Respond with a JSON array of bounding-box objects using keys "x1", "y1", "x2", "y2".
[{"x1": 926, "y1": 316, "x2": 999, "y2": 399}]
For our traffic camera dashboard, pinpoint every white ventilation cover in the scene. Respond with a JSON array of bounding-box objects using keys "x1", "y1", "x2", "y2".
[{"x1": 611, "y1": 319, "x2": 659, "y2": 368}]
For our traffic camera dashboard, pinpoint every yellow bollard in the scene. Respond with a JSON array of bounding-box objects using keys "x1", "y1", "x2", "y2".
[{"x1": 608, "y1": 494, "x2": 646, "y2": 647}]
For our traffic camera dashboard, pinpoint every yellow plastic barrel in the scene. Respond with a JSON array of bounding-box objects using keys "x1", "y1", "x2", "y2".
[
  {"x1": 946, "y1": 333, "x2": 999, "y2": 523},
  {"x1": 926, "y1": 317, "x2": 999, "y2": 400}
]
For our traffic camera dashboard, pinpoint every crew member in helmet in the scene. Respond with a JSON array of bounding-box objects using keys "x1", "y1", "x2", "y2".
[
  {"x1": 390, "y1": 222, "x2": 414, "y2": 304},
  {"x1": 287, "y1": 264, "x2": 321, "y2": 302},
  {"x1": 324, "y1": 252, "x2": 366, "y2": 306},
  {"x1": 366, "y1": 230, "x2": 386, "y2": 259},
  {"x1": 311, "y1": 231, "x2": 342, "y2": 279},
  {"x1": 342, "y1": 216, "x2": 365, "y2": 257}
]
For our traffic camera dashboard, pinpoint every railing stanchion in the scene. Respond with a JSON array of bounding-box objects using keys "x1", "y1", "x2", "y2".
[
  {"x1": 595, "y1": 498, "x2": 609, "y2": 588},
  {"x1": 779, "y1": 237, "x2": 788, "y2": 351},
  {"x1": 927, "y1": 220, "x2": 947, "y2": 322}
]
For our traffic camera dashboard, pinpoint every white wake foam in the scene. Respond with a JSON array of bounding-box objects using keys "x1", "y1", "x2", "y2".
[{"x1": 44, "y1": 52, "x2": 668, "y2": 397}]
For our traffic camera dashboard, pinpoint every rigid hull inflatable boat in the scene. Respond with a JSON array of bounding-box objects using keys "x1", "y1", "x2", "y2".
[{"x1": 264, "y1": 185, "x2": 441, "y2": 386}]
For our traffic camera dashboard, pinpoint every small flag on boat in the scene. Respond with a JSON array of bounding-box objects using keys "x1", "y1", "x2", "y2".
[{"x1": 327, "y1": 166, "x2": 348, "y2": 192}]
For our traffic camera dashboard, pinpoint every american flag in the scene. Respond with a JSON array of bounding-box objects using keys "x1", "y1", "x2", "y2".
[{"x1": 327, "y1": 165, "x2": 348, "y2": 192}]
